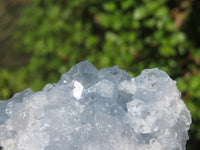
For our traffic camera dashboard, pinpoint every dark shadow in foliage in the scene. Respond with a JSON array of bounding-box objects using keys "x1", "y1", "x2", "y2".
[
  {"x1": 184, "y1": 1, "x2": 200, "y2": 150},
  {"x1": 184, "y1": 0, "x2": 200, "y2": 47}
]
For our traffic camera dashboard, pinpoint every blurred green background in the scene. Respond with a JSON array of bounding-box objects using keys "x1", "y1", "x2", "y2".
[{"x1": 0, "y1": 0, "x2": 200, "y2": 149}]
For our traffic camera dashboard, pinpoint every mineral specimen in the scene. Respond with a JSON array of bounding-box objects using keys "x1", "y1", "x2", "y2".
[{"x1": 0, "y1": 61, "x2": 191, "y2": 150}]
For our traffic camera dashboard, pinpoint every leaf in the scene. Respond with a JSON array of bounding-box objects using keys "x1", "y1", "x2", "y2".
[
  {"x1": 103, "y1": 2, "x2": 116, "y2": 12},
  {"x1": 159, "y1": 46, "x2": 176, "y2": 57},
  {"x1": 155, "y1": 7, "x2": 169, "y2": 18},
  {"x1": 133, "y1": 6, "x2": 147, "y2": 20}
]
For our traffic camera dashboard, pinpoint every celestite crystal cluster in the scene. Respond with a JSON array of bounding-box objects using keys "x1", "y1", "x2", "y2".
[{"x1": 0, "y1": 61, "x2": 191, "y2": 150}]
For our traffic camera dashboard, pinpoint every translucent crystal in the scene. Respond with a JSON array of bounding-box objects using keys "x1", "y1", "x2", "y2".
[{"x1": 0, "y1": 61, "x2": 191, "y2": 150}]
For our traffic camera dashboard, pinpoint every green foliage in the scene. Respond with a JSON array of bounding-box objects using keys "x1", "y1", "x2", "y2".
[{"x1": 0, "y1": 0, "x2": 200, "y2": 149}]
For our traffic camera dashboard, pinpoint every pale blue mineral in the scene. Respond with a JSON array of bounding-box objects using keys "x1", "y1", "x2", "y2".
[{"x1": 0, "y1": 61, "x2": 191, "y2": 150}]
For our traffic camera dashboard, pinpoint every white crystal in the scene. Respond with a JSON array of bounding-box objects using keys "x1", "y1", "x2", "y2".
[
  {"x1": 0, "y1": 61, "x2": 191, "y2": 150},
  {"x1": 85, "y1": 79, "x2": 115, "y2": 98},
  {"x1": 118, "y1": 78, "x2": 136, "y2": 94},
  {"x1": 73, "y1": 81, "x2": 83, "y2": 100}
]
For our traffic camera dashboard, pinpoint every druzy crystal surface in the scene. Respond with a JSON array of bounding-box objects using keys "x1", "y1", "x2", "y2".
[{"x1": 0, "y1": 61, "x2": 191, "y2": 150}]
